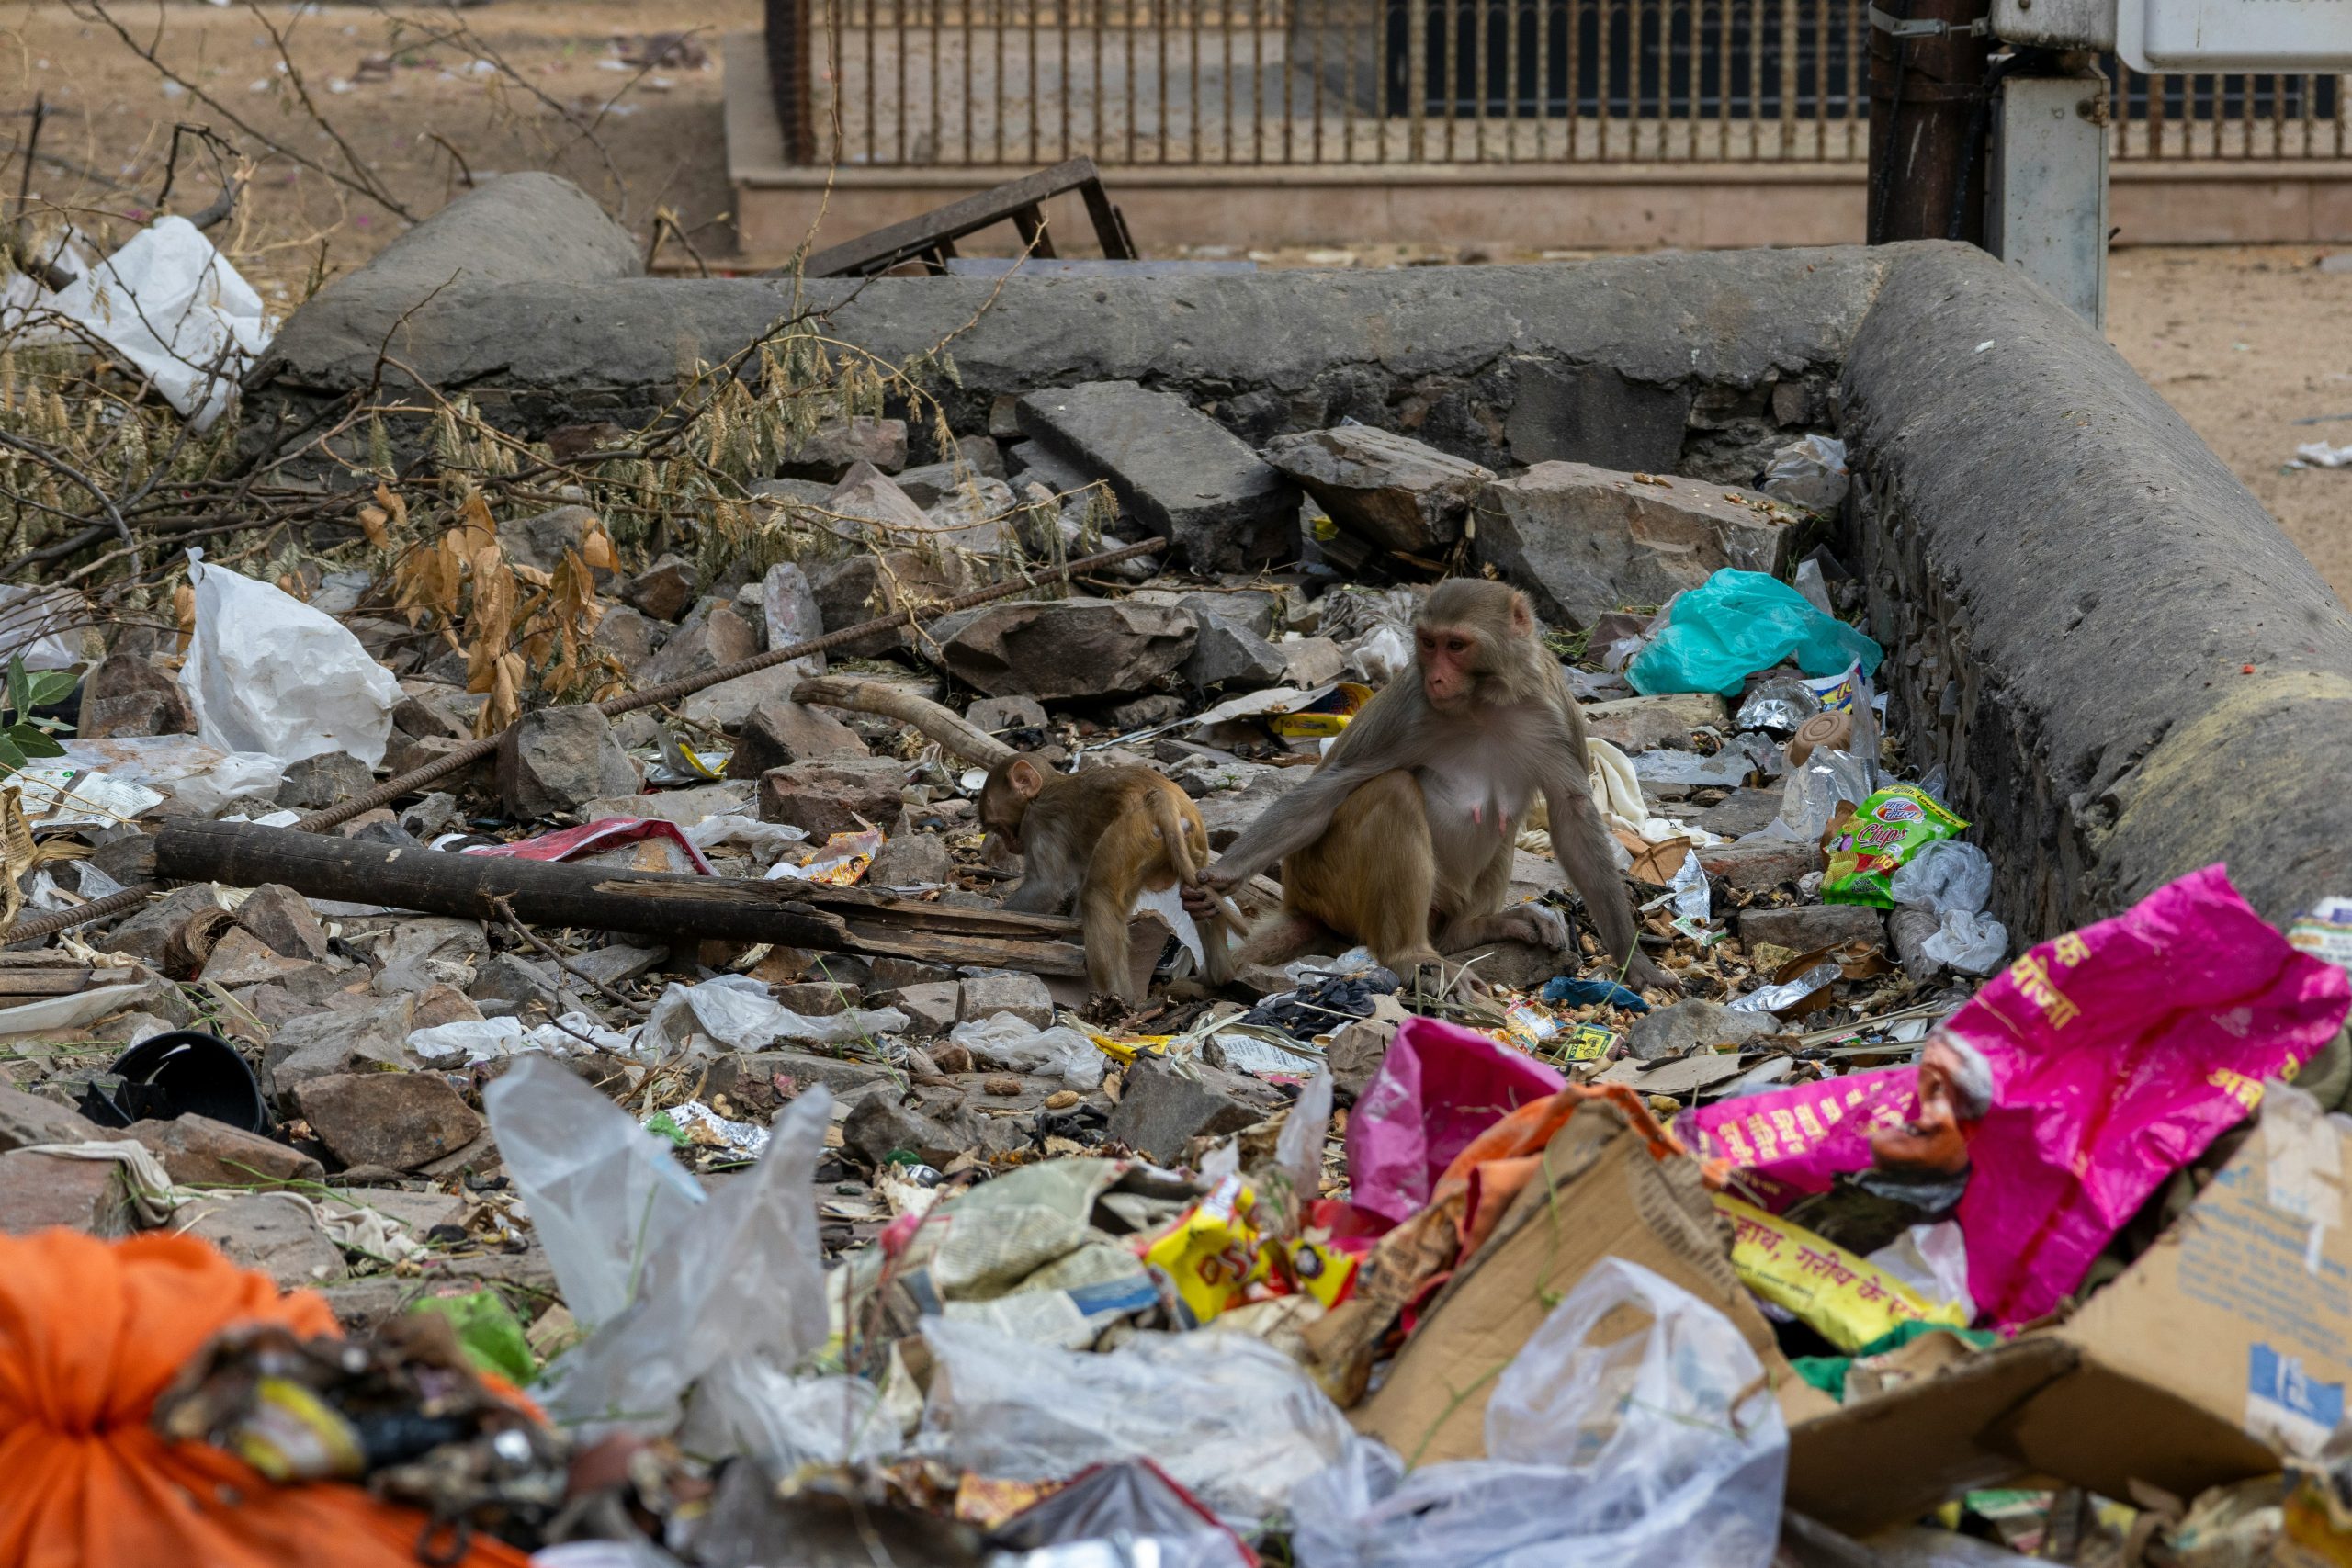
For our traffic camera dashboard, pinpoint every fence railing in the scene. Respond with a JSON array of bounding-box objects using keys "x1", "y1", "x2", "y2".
[{"x1": 779, "y1": 0, "x2": 2351, "y2": 166}]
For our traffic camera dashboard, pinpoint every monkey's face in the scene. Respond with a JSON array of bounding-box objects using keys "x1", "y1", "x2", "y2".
[
  {"x1": 978, "y1": 782, "x2": 1027, "y2": 852},
  {"x1": 977, "y1": 755, "x2": 1046, "y2": 852},
  {"x1": 1415, "y1": 621, "x2": 1482, "y2": 710}
]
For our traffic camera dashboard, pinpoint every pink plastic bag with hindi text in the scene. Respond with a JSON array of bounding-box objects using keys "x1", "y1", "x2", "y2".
[
  {"x1": 1681, "y1": 864, "x2": 2350, "y2": 1327},
  {"x1": 1343, "y1": 1015, "x2": 1564, "y2": 1227}
]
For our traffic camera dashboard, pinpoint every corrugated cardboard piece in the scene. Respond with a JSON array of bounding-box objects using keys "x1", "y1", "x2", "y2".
[
  {"x1": 1789, "y1": 1085, "x2": 2352, "y2": 1536},
  {"x1": 1351, "y1": 1101, "x2": 1801, "y2": 1466}
]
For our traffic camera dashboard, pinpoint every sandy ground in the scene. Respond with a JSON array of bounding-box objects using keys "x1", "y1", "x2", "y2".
[{"x1": 6, "y1": 2, "x2": 2350, "y2": 599}]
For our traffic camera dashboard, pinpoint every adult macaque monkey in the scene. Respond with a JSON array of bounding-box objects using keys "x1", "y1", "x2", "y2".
[{"x1": 1192, "y1": 579, "x2": 1674, "y2": 992}]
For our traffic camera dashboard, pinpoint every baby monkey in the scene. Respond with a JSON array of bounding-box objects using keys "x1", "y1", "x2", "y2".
[{"x1": 979, "y1": 755, "x2": 1237, "y2": 1004}]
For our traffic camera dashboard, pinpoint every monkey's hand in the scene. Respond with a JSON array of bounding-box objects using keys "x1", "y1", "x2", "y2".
[{"x1": 1181, "y1": 866, "x2": 1237, "y2": 920}]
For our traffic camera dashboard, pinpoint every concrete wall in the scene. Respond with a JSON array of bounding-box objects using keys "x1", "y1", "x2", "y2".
[
  {"x1": 246, "y1": 174, "x2": 1880, "y2": 484},
  {"x1": 251, "y1": 175, "x2": 2352, "y2": 937}
]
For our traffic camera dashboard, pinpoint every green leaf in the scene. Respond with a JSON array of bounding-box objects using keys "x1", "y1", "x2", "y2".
[
  {"x1": 409, "y1": 1290, "x2": 539, "y2": 1385},
  {"x1": 10, "y1": 726, "x2": 63, "y2": 760},
  {"x1": 0, "y1": 734, "x2": 28, "y2": 773},
  {"x1": 6, "y1": 657, "x2": 28, "y2": 726},
  {"x1": 26, "y1": 671, "x2": 76, "y2": 709}
]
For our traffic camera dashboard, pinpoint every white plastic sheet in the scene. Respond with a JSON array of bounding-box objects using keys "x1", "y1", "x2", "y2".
[
  {"x1": 180, "y1": 554, "x2": 401, "y2": 769},
  {"x1": 1290, "y1": 1258, "x2": 1787, "y2": 1568},
  {"x1": 45, "y1": 217, "x2": 271, "y2": 429}
]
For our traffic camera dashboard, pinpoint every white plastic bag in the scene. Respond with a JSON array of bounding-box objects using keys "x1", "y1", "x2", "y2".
[
  {"x1": 1889, "y1": 839, "x2": 1995, "y2": 917},
  {"x1": 948, "y1": 1012, "x2": 1106, "y2": 1090},
  {"x1": 46, "y1": 217, "x2": 271, "y2": 429},
  {"x1": 1921, "y1": 908, "x2": 2008, "y2": 976},
  {"x1": 485, "y1": 1054, "x2": 833, "y2": 1435},
  {"x1": 180, "y1": 554, "x2": 401, "y2": 769},
  {"x1": 917, "y1": 1317, "x2": 1355, "y2": 1531},
  {"x1": 1291, "y1": 1258, "x2": 1787, "y2": 1568}
]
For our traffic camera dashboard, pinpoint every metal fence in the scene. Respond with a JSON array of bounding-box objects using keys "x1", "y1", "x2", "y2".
[{"x1": 785, "y1": 0, "x2": 2351, "y2": 166}]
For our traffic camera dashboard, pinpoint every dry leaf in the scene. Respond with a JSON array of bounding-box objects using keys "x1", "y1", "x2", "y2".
[{"x1": 0, "y1": 788, "x2": 34, "y2": 930}]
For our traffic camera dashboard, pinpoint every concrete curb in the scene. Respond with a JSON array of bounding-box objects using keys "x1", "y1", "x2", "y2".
[{"x1": 1841, "y1": 242, "x2": 2352, "y2": 931}]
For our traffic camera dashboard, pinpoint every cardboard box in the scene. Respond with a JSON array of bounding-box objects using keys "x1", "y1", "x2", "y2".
[
  {"x1": 1789, "y1": 1085, "x2": 2352, "y2": 1536},
  {"x1": 1351, "y1": 1100, "x2": 1808, "y2": 1467}
]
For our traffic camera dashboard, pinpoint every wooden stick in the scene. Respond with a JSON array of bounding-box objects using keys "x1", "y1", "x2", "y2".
[
  {"x1": 790, "y1": 674, "x2": 1017, "y2": 768},
  {"x1": 152, "y1": 818, "x2": 1094, "y2": 976}
]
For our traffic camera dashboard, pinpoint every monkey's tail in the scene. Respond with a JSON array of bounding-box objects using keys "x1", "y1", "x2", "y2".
[
  {"x1": 1147, "y1": 787, "x2": 1204, "y2": 886},
  {"x1": 1147, "y1": 788, "x2": 1240, "y2": 986}
]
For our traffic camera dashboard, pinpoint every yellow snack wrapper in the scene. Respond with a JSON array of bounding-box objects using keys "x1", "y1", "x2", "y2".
[
  {"x1": 1266, "y1": 682, "x2": 1374, "y2": 739},
  {"x1": 1284, "y1": 1236, "x2": 1358, "y2": 1309},
  {"x1": 1716, "y1": 1194, "x2": 1967, "y2": 1351},
  {"x1": 1143, "y1": 1174, "x2": 1268, "y2": 1326}
]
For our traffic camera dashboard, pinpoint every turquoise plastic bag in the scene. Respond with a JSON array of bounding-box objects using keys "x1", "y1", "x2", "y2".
[{"x1": 1627, "y1": 570, "x2": 1884, "y2": 697}]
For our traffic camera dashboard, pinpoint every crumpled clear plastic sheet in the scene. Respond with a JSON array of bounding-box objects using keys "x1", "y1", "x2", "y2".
[
  {"x1": 641, "y1": 974, "x2": 908, "y2": 1056},
  {"x1": 1728, "y1": 961, "x2": 1843, "y2": 1016},
  {"x1": 0, "y1": 583, "x2": 96, "y2": 671},
  {"x1": 680, "y1": 1363, "x2": 904, "y2": 1475},
  {"x1": 411, "y1": 1011, "x2": 659, "y2": 1066},
  {"x1": 989, "y1": 1538, "x2": 1253, "y2": 1568},
  {"x1": 1759, "y1": 434, "x2": 1850, "y2": 514},
  {"x1": 1778, "y1": 749, "x2": 1877, "y2": 840},
  {"x1": 683, "y1": 811, "x2": 810, "y2": 866},
  {"x1": 1889, "y1": 840, "x2": 1995, "y2": 917},
  {"x1": 59, "y1": 735, "x2": 285, "y2": 818},
  {"x1": 916, "y1": 1317, "x2": 1356, "y2": 1532},
  {"x1": 948, "y1": 1013, "x2": 1106, "y2": 1089},
  {"x1": 1920, "y1": 908, "x2": 2009, "y2": 976},
  {"x1": 1867, "y1": 1221, "x2": 1977, "y2": 1325},
  {"x1": 1288, "y1": 1258, "x2": 1787, "y2": 1568},
  {"x1": 1734, "y1": 677, "x2": 1823, "y2": 736},
  {"x1": 181, "y1": 553, "x2": 401, "y2": 770},
  {"x1": 485, "y1": 1055, "x2": 834, "y2": 1436}
]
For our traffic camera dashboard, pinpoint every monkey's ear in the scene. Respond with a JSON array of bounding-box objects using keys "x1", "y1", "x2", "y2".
[
  {"x1": 1508, "y1": 591, "x2": 1535, "y2": 637},
  {"x1": 1008, "y1": 757, "x2": 1046, "y2": 798}
]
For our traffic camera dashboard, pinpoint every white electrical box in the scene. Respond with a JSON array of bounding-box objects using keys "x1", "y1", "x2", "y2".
[{"x1": 2118, "y1": 0, "x2": 2352, "y2": 73}]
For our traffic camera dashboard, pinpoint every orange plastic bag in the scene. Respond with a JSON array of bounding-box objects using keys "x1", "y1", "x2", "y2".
[{"x1": 0, "y1": 1227, "x2": 532, "y2": 1568}]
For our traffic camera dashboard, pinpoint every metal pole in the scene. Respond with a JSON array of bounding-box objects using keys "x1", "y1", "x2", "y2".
[{"x1": 1864, "y1": 0, "x2": 1992, "y2": 243}]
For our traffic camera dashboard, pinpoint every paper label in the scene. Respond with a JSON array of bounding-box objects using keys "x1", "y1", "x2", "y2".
[{"x1": 2249, "y1": 1342, "x2": 2347, "y2": 1458}]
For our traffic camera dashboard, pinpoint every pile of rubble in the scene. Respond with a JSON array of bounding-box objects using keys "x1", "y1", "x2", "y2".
[{"x1": 6, "y1": 374, "x2": 2350, "y2": 1568}]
